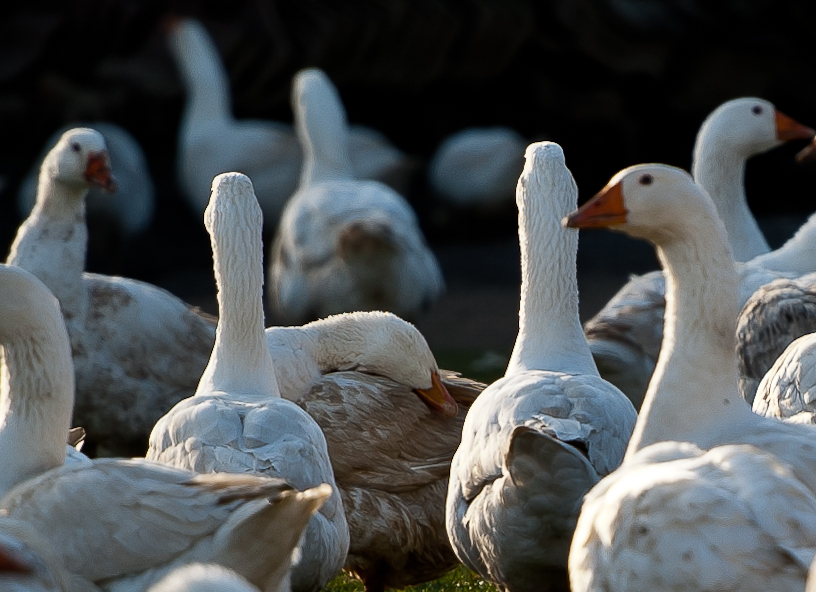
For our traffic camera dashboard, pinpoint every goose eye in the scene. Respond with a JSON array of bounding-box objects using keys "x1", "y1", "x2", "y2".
[
  {"x1": 70, "y1": 142, "x2": 81, "y2": 153},
  {"x1": 638, "y1": 174, "x2": 653, "y2": 186},
  {"x1": 751, "y1": 105, "x2": 763, "y2": 115}
]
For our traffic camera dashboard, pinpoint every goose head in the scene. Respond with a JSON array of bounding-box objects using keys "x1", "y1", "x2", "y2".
[
  {"x1": 698, "y1": 97, "x2": 814, "y2": 157},
  {"x1": 563, "y1": 163, "x2": 713, "y2": 242},
  {"x1": 42, "y1": 128, "x2": 117, "y2": 194},
  {"x1": 319, "y1": 311, "x2": 458, "y2": 417}
]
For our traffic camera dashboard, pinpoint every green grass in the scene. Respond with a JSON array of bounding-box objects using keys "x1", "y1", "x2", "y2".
[{"x1": 325, "y1": 565, "x2": 497, "y2": 592}]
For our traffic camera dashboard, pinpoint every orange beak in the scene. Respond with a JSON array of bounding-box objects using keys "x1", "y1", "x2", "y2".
[
  {"x1": 796, "y1": 138, "x2": 816, "y2": 163},
  {"x1": 563, "y1": 181, "x2": 627, "y2": 229},
  {"x1": 414, "y1": 371, "x2": 458, "y2": 418},
  {"x1": 84, "y1": 151, "x2": 117, "y2": 193},
  {"x1": 775, "y1": 110, "x2": 815, "y2": 142}
]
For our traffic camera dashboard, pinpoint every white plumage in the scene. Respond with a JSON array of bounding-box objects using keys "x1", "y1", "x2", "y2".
[
  {"x1": 446, "y1": 142, "x2": 636, "y2": 592},
  {"x1": 147, "y1": 173, "x2": 349, "y2": 592},
  {"x1": 268, "y1": 68, "x2": 444, "y2": 324}
]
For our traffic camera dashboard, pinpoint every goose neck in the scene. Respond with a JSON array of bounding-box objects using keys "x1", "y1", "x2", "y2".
[
  {"x1": 0, "y1": 320, "x2": 74, "y2": 495},
  {"x1": 506, "y1": 167, "x2": 597, "y2": 376},
  {"x1": 751, "y1": 213, "x2": 816, "y2": 274},
  {"x1": 296, "y1": 90, "x2": 354, "y2": 187},
  {"x1": 172, "y1": 23, "x2": 231, "y2": 123},
  {"x1": 626, "y1": 223, "x2": 754, "y2": 456},
  {"x1": 692, "y1": 146, "x2": 769, "y2": 262},
  {"x1": 198, "y1": 229, "x2": 279, "y2": 399}
]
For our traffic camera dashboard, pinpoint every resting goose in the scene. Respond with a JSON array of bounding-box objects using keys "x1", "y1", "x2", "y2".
[
  {"x1": 147, "y1": 173, "x2": 349, "y2": 592},
  {"x1": 7, "y1": 127, "x2": 217, "y2": 457},
  {"x1": 446, "y1": 142, "x2": 637, "y2": 592},
  {"x1": 268, "y1": 68, "x2": 444, "y2": 324},
  {"x1": 583, "y1": 98, "x2": 815, "y2": 407},
  {"x1": 17, "y1": 122, "x2": 156, "y2": 239},
  {"x1": 167, "y1": 18, "x2": 412, "y2": 222},
  {"x1": 565, "y1": 164, "x2": 816, "y2": 591}
]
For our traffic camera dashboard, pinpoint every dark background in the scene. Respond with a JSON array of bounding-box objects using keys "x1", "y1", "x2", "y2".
[{"x1": 2, "y1": 0, "x2": 815, "y2": 369}]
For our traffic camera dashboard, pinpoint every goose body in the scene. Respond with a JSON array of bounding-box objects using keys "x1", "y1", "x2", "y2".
[
  {"x1": 7, "y1": 127, "x2": 216, "y2": 457},
  {"x1": 0, "y1": 461, "x2": 330, "y2": 592},
  {"x1": 167, "y1": 19, "x2": 412, "y2": 223},
  {"x1": 428, "y1": 126, "x2": 526, "y2": 207},
  {"x1": 147, "y1": 173, "x2": 348, "y2": 592},
  {"x1": 565, "y1": 163, "x2": 816, "y2": 592},
  {"x1": 752, "y1": 332, "x2": 816, "y2": 424},
  {"x1": 584, "y1": 98, "x2": 815, "y2": 407},
  {"x1": 17, "y1": 122, "x2": 155, "y2": 238},
  {"x1": 446, "y1": 142, "x2": 636, "y2": 592},
  {"x1": 268, "y1": 68, "x2": 444, "y2": 324}
]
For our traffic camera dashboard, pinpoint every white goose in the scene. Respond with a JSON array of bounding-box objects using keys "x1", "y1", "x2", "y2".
[
  {"x1": 268, "y1": 68, "x2": 444, "y2": 324},
  {"x1": 7, "y1": 127, "x2": 216, "y2": 457},
  {"x1": 0, "y1": 518, "x2": 76, "y2": 592},
  {"x1": 445, "y1": 142, "x2": 637, "y2": 592},
  {"x1": 0, "y1": 262, "x2": 332, "y2": 592},
  {"x1": 147, "y1": 173, "x2": 349, "y2": 592},
  {"x1": 17, "y1": 122, "x2": 156, "y2": 239},
  {"x1": 565, "y1": 164, "x2": 816, "y2": 591},
  {"x1": 428, "y1": 126, "x2": 527, "y2": 208},
  {"x1": 583, "y1": 98, "x2": 815, "y2": 407},
  {"x1": 166, "y1": 18, "x2": 413, "y2": 222},
  {"x1": 752, "y1": 332, "x2": 816, "y2": 423}
]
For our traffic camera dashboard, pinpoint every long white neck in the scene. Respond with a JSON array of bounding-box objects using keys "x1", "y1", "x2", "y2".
[
  {"x1": 171, "y1": 21, "x2": 231, "y2": 125},
  {"x1": 692, "y1": 138, "x2": 770, "y2": 262},
  {"x1": 197, "y1": 208, "x2": 279, "y2": 400},
  {"x1": 625, "y1": 210, "x2": 755, "y2": 457},
  {"x1": 506, "y1": 152, "x2": 598, "y2": 376},
  {"x1": 0, "y1": 296, "x2": 73, "y2": 496},
  {"x1": 750, "y1": 212, "x2": 816, "y2": 274},
  {"x1": 295, "y1": 72, "x2": 354, "y2": 187},
  {"x1": 6, "y1": 173, "x2": 88, "y2": 320}
]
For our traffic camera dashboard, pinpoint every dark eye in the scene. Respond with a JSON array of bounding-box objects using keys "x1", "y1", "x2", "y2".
[
  {"x1": 639, "y1": 174, "x2": 653, "y2": 185},
  {"x1": 751, "y1": 105, "x2": 763, "y2": 115},
  {"x1": 70, "y1": 142, "x2": 81, "y2": 153}
]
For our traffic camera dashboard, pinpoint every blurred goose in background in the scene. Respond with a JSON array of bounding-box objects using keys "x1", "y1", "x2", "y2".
[
  {"x1": 147, "y1": 173, "x2": 349, "y2": 592},
  {"x1": 148, "y1": 564, "x2": 261, "y2": 592},
  {"x1": 1, "y1": 462, "x2": 330, "y2": 592},
  {"x1": 428, "y1": 126, "x2": 527, "y2": 208},
  {"x1": 268, "y1": 68, "x2": 444, "y2": 324},
  {"x1": 583, "y1": 98, "x2": 815, "y2": 407},
  {"x1": 565, "y1": 164, "x2": 816, "y2": 591},
  {"x1": 17, "y1": 122, "x2": 155, "y2": 240},
  {"x1": 446, "y1": 142, "x2": 636, "y2": 592},
  {"x1": 6, "y1": 127, "x2": 216, "y2": 457},
  {"x1": 166, "y1": 18, "x2": 413, "y2": 223}
]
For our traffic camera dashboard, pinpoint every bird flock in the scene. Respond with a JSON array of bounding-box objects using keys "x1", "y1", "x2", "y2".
[{"x1": 3, "y1": 14, "x2": 816, "y2": 592}]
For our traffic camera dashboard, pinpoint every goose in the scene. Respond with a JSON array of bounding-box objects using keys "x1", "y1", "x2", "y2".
[
  {"x1": 0, "y1": 255, "x2": 333, "y2": 591},
  {"x1": 1, "y1": 462, "x2": 331, "y2": 592},
  {"x1": 297, "y1": 367, "x2": 483, "y2": 592},
  {"x1": 166, "y1": 18, "x2": 413, "y2": 223},
  {"x1": 564, "y1": 164, "x2": 816, "y2": 591},
  {"x1": 17, "y1": 122, "x2": 155, "y2": 239},
  {"x1": 6, "y1": 127, "x2": 217, "y2": 457},
  {"x1": 267, "y1": 68, "x2": 444, "y2": 324},
  {"x1": 0, "y1": 518, "x2": 77, "y2": 592},
  {"x1": 147, "y1": 172, "x2": 349, "y2": 592},
  {"x1": 738, "y1": 271, "x2": 816, "y2": 405},
  {"x1": 445, "y1": 142, "x2": 637, "y2": 592},
  {"x1": 147, "y1": 564, "x2": 260, "y2": 592},
  {"x1": 583, "y1": 98, "x2": 815, "y2": 407},
  {"x1": 428, "y1": 126, "x2": 527, "y2": 208}
]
